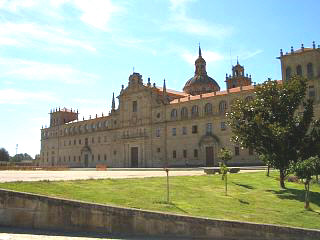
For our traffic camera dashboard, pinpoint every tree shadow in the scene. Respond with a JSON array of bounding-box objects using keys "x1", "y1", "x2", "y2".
[
  {"x1": 238, "y1": 199, "x2": 250, "y2": 205},
  {"x1": 153, "y1": 201, "x2": 189, "y2": 214},
  {"x1": 232, "y1": 182, "x2": 255, "y2": 190},
  {"x1": 266, "y1": 188, "x2": 320, "y2": 207}
]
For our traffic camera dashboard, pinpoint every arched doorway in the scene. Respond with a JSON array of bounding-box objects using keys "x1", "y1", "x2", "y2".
[
  {"x1": 81, "y1": 145, "x2": 92, "y2": 168},
  {"x1": 199, "y1": 134, "x2": 221, "y2": 167}
]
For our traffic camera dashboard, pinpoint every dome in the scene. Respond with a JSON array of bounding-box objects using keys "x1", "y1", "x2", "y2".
[{"x1": 183, "y1": 46, "x2": 220, "y2": 95}]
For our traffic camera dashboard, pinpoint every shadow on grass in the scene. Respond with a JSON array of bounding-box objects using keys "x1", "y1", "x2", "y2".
[
  {"x1": 238, "y1": 199, "x2": 250, "y2": 205},
  {"x1": 154, "y1": 201, "x2": 189, "y2": 214},
  {"x1": 266, "y1": 188, "x2": 320, "y2": 207},
  {"x1": 232, "y1": 182, "x2": 255, "y2": 190}
]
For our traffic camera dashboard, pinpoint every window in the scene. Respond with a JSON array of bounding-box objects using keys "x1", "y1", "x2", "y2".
[
  {"x1": 286, "y1": 66, "x2": 292, "y2": 81},
  {"x1": 172, "y1": 128, "x2": 176, "y2": 136},
  {"x1": 249, "y1": 147, "x2": 253, "y2": 155},
  {"x1": 69, "y1": 140, "x2": 71, "y2": 146},
  {"x1": 104, "y1": 136, "x2": 107, "y2": 142},
  {"x1": 219, "y1": 101, "x2": 227, "y2": 114},
  {"x1": 156, "y1": 128, "x2": 160, "y2": 137},
  {"x1": 309, "y1": 86, "x2": 315, "y2": 98},
  {"x1": 235, "y1": 146, "x2": 240, "y2": 156},
  {"x1": 307, "y1": 63, "x2": 314, "y2": 79},
  {"x1": 92, "y1": 137, "x2": 95, "y2": 143},
  {"x1": 221, "y1": 122, "x2": 226, "y2": 131},
  {"x1": 204, "y1": 103, "x2": 212, "y2": 115},
  {"x1": 206, "y1": 123, "x2": 212, "y2": 135},
  {"x1": 92, "y1": 155, "x2": 94, "y2": 161},
  {"x1": 74, "y1": 139, "x2": 76, "y2": 145},
  {"x1": 133, "y1": 101, "x2": 138, "y2": 112},
  {"x1": 182, "y1": 126, "x2": 187, "y2": 135},
  {"x1": 157, "y1": 148, "x2": 160, "y2": 153},
  {"x1": 98, "y1": 136, "x2": 101, "y2": 143},
  {"x1": 245, "y1": 96, "x2": 253, "y2": 102},
  {"x1": 104, "y1": 154, "x2": 107, "y2": 161},
  {"x1": 192, "y1": 125, "x2": 198, "y2": 134},
  {"x1": 78, "y1": 156, "x2": 81, "y2": 162},
  {"x1": 73, "y1": 156, "x2": 76, "y2": 162},
  {"x1": 85, "y1": 138, "x2": 88, "y2": 145},
  {"x1": 171, "y1": 109, "x2": 178, "y2": 119},
  {"x1": 183, "y1": 150, "x2": 187, "y2": 158},
  {"x1": 79, "y1": 139, "x2": 81, "y2": 145},
  {"x1": 173, "y1": 150, "x2": 176, "y2": 159},
  {"x1": 98, "y1": 154, "x2": 100, "y2": 161},
  {"x1": 181, "y1": 107, "x2": 188, "y2": 119},
  {"x1": 194, "y1": 149, "x2": 198, "y2": 158},
  {"x1": 68, "y1": 156, "x2": 70, "y2": 162},
  {"x1": 191, "y1": 105, "x2": 199, "y2": 117},
  {"x1": 296, "y1": 65, "x2": 302, "y2": 76}
]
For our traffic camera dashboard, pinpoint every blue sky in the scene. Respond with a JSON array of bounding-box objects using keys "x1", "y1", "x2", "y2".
[{"x1": 0, "y1": 0, "x2": 319, "y2": 157}]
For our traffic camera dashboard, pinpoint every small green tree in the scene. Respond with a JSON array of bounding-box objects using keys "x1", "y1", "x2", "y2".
[
  {"x1": 218, "y1": 148, "x2": 232, "y2": 196},
  {"x1": 0, "y1": 148, "x2": 10, "y2": 162},
  {"x1": 291, "y1": 156, "x2": 320, "y2": 209},
  {"x1": 259, "y1": 154, "x2": 273, "y2": 176}
]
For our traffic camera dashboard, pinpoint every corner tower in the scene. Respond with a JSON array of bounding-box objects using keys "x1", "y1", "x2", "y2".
[
  {"x1": 225, "y1": 59, "x2": 252, "y2": 89},
  {"x1": 183, "y1": 46, "x2": 220, "y2": 95}
]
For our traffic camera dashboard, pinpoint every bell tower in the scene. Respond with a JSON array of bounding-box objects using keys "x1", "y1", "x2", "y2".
[{"x1": 225, "y1": 59, "x2": 252, "y2": 89}]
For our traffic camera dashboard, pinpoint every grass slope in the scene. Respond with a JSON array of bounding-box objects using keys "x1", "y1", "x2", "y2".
[{"x1": 0, "y1": 172, "x2": 319, "y2": 229}]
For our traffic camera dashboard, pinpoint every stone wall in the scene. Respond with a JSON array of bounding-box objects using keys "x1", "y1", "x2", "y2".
[{"x1": 0, "y1": 188, "x2": 319, "y2": 240}]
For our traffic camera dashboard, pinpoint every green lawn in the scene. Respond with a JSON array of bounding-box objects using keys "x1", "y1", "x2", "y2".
[{"x1": 0, "y1": 171, "x2": 319, "y2": 229}]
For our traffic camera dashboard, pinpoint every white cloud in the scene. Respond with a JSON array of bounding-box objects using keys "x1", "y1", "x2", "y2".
[
  {"x1": 0, "y1": 89, "x2": 57, "y2": 104},
  {"x1": 182, "y1": 50, "x2": 224, "y2": 64},
  {"x1": 165, "y1": 0, "x2": 233, "y2": 38},
  {"x1": 0, "y1": 22, "x2": 96, "y2": 52},
  {"x1": 72, "y1": 0, "x2": 124, "y2": 31},
  {"x1": 0, "y1": 57, "x2": 99, "y2": 84}
]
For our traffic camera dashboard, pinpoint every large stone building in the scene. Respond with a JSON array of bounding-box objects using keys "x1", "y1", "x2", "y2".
[{"x1": 38, "y1": 43, "x2": 320, "y2": 168}]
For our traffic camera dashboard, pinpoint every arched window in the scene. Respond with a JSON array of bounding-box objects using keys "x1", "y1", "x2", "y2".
[
  {"x1": 245, "y1": 96, "x2": 253, "y2": 102},
  {"x1": 307, "y1": 63, "x2": 314, "y2": 79},
  {"x1": 204, "y1": 103, "x2": 212, "y2": 115},
  {"x1": 219, "y1": 101, "x2": 227, "y2": 114},
  {"x1": 296, "y1": 65, "x2": 302, "y2": 76},
  {"x1": 181, "y1": 107, "x2": 188, "y2": 119},
  {"x1": 171, "y1": 109, "x2": 177, "y2": 119},
  {"x1": 286, "y1": 67, "x2": 292, "y2": 81},
  {"x1": 191, "y1": 105, "x2": 199, "y2": 117}
]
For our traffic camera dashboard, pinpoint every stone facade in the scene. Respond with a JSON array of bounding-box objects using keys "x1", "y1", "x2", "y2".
[{"x1": 38, "y1": 43, "x2": 320, "y2": 168}]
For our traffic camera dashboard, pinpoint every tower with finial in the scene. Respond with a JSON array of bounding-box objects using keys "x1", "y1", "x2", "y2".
[
  {"x1": 225, "y1": 58, "x2": 252, "y2": 89},
  {"x1": 111, "y1": 92, "x2": 116, "y2": 112},
  {"x1": 183, "y1": 45, "x2": 220, "y2": 95}
]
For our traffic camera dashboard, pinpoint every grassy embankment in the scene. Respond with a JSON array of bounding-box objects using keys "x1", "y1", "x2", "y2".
[{"x1": 0, "y1": 171, "x2": 319, "y2": 229}]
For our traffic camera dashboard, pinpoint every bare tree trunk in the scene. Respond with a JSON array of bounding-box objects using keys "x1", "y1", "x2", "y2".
[
  {"x1": 266, "y1": 164, "x2": 270, "y2": 177},
  {"x1": 225, "y1": 174, "x2": 228, "y2": 196},
  {"x1": 316, "y1": 175, "x2": 319, "y2": 183},
  {"x1": 280, "y1": 170, "x2": 286, "y2": 189},
  {"x1": 305, "y1": 182, "x2": 310, "y2": 209}
]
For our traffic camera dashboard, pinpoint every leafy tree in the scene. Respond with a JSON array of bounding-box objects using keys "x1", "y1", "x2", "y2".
[
  {"x1": 10, "y1": 153, "x2": 33, "y2": 162},
  {"x1": 228, "y1": 76, "x2": 319, "y2": 188},
  {"x1": 0, "y1": 148, "x2": 10, "y2": 162},
  {"x1": 218, "y1": 148, "x2": 232, "y2": 196},
  {"x1": 291, "y1": 156, "x2": 320, "y2": 209}
]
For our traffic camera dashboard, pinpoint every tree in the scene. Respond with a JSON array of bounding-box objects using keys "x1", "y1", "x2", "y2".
[
  {"x1": 228, "y1": 76, "x2": 319, "y2": 188},
  {"x1": 291, "y1": 156, "x2": 320, "y2": 209},
  {"x1": 0, "y1": 148, "x2": 10, "y2": 162},
  {"x1": 218, "y1": 148, "x2": 232, "y2": 196},
  {"x1": 10, "y1": 153, "x2": 33, "y2": 162}
]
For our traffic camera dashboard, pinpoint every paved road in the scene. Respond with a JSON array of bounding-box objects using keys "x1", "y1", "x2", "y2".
[
  {"x1": 0, "y1": 170, "x2": 205, "y2": 182},
  {"x1": 0, "y1": 167, "x2": 266, "y2": 183},
  {"x1": 0, "y1": 227, "x2": 185, "y2": 240}
]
